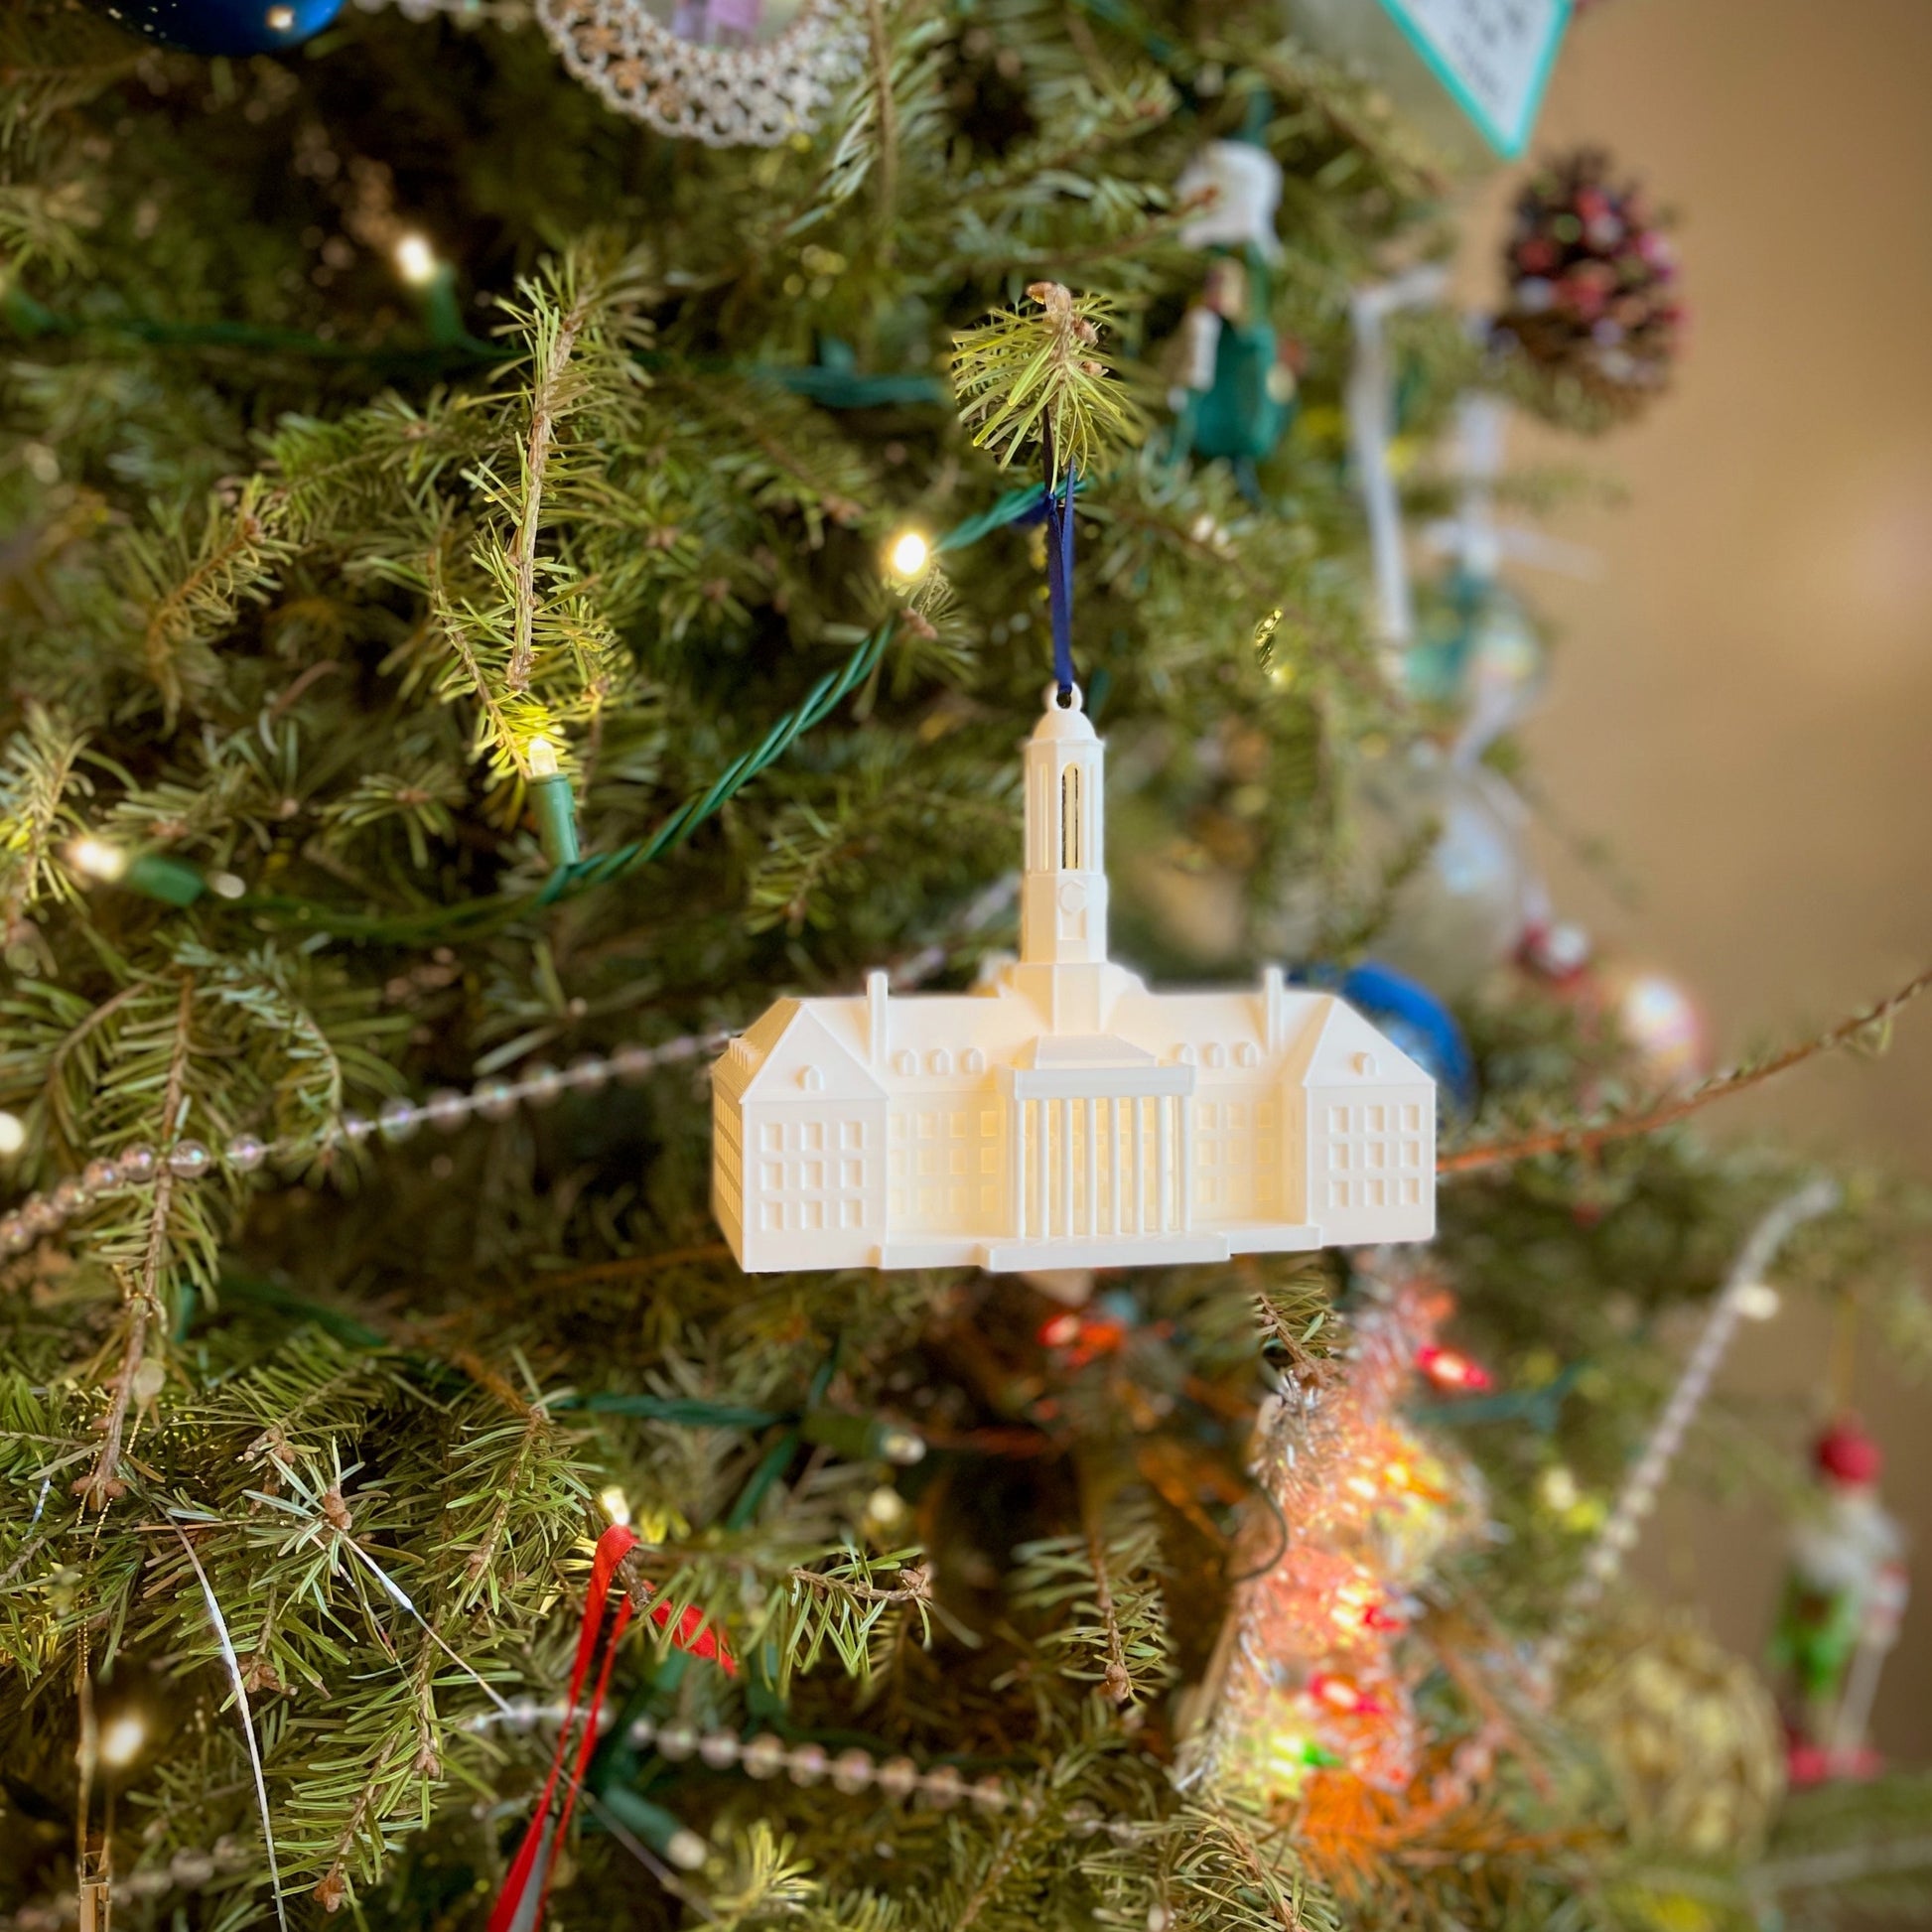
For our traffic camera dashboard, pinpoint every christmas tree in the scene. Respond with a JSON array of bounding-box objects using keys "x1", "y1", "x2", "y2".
[{"x1": 2, "y1": 3, "x2": 1930, "y2": 1928}]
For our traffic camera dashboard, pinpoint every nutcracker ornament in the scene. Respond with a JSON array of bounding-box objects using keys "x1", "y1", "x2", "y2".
[
  {"x1": 1167, "y1": 134, "x2": 1301, "y2": 485},
  {"x1": 1771, "y1": 1417, "x2": 1909, "y2": 1785},
  {"x1": 1169, "y1": 255, "x2": 1302, "y2": 482}
]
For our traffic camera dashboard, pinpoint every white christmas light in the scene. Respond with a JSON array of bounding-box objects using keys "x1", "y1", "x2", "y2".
[
  {"x1": 865, "y1": 1485, "x2": 908, "y2": 1531},
  {"x1": 393, "y1": 233, "x2": 440, "y2": 289},
  {"x1": 887, "y1": 529, "x2": 930, "y2": 579},
  {"x1": 67, "y1": 836, "x2": 128, "y2": 883},
  {"x1": 1539, "y1": 1464, "x2": 1580, "y2": 1513},
  {"x1": 527, "y1": 734, "x2": 562, "y2": 779},
  {"x1": 98, "y1": 1711, "x2": 148, "y2": 1769},
  {"x1": 0, "y1": 1112, "x2": 24, "y2": 1156},
  {"x1": 1735, "y1": 1281, "x2": 1781, "y2": 1321},
  {"x1": 597, "y1": 1485, "x2": 631, "y2": 1526}
]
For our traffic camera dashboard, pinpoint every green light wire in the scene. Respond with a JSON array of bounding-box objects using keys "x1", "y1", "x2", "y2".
[
  {"x1": 528, "y1": 475, "x2": 1059, "y2": 910},
  {"x1": 225, "y1": 476, "x2": 1057, "y2": 943}
]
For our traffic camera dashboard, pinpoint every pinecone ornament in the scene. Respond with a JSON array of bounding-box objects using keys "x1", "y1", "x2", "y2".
[{"x1": 1492, "y1": 148, "x2": 1684, "y2": 429}]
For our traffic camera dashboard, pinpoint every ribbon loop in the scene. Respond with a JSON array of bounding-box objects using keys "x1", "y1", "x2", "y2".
[
  {"x1": 488, "y1": 1524, "x2": 639, "y2": 1932},
  {"x1": 1042, "y1": 463, "x2": 1077, "y2": 698},
  {"x1": 487, "y1": 1524, "x2": 738, "y2": 1931}
]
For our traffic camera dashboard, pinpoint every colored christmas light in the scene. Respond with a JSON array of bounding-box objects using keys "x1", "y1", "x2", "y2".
[{"x1": 1416, "y1": 1344, "x2": 1493, "y2": 1393}]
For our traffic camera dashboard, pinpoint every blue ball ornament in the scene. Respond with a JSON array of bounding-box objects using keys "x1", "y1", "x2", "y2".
[{"x1": 88, "y1": 0, "x2": 343, "y2": 56}]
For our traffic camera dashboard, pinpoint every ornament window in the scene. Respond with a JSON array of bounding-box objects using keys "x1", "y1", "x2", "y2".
[{"x1": 1061, "y1": 764, "x2": 1082, "y2": 869}]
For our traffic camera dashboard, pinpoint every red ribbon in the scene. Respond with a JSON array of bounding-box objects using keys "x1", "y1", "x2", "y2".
[
  {"x1": 488, "y1": 1524, "x2": 637, "y2": 1932},
  {"x1": 653, "y1": 1597, "x2": 737, "y2": 1675},
  {"x1": 487, "y1": 1525, "x2": 735, "y2": 1932}
]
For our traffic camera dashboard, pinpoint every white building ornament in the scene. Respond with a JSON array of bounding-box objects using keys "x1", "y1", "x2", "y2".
[{"x1": 713, "y1": 689, "x2": 1437, "y2": 1273}]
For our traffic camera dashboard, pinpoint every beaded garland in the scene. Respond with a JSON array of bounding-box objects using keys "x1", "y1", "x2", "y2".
[{"x1": 0, "y1": 1032, "x2": 727, "y2": 1260}]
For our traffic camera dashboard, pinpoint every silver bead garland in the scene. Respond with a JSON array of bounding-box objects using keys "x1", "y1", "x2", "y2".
[
  {"x1": 0, "y1": 892, "x2": 1030, "y2": 1927},
  {"x1": 459, "y1": 1702, "x2": 1018, "y2": 1816},
  {"x1": 0, "y1": 1029, "x2": 733, "y2": 1257},
  {"x1": 0, "y1": 1835, "x2": 255, "y2": 1930}
]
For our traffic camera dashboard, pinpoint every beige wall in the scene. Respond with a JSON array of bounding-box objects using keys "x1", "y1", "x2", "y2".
[{"x1": 1456, "y1": 1, "x2": 1932, "y2": 1753}]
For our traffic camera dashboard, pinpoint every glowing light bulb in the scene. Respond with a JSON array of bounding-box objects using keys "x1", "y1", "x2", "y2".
[
  {"x1": 1735, "y1": 1281, "x2": 1781, "y2": 1321},
  {"x1": 67, "y1": 837, "x2": 128, "y2": 884},
  {"x1": 1417, "y1": 1344, "x2": 1492, "y2": 1393},
  {"x1": 527, "y1": 734, "x2": 561, "y2": 780},
  {"x1": 98, "y1": 1712, "x2": 147, "y2": 1769},
  {"x1": 394, "y1": 233, "x2": 439, "y2": 289},
  {"x1": 1308, "y1": 1673, "x2": 1384, "y2": 1719},
  {"x1": 865, "y1": 1485, "x2": 908, "y2": 1531},
  {"x1": 0, "y1": 1112, "x2": 23, "y2": 1156},
  {"x1": 887, "y1": 529, "x2": 930, "y2": 579},
  {"x1": 264, "y1": 4, "x2": 295, "y2": 28},
  {"x1": 1540, "y1": 1464, "x2": 1580, "y2": 1513},
  {"x1": 1330, "y1": 1581, "x2": 1372, "y2": 1628},
  {"x1": 598, "y1": 1485, "x2": 631, "y2": 1527},
  {"x1": 1330, "y1": 1577, "x2": 1403, "y2": 1633}
]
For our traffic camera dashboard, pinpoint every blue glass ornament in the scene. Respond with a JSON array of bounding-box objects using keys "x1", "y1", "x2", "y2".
[{"x1": 87, "y1": 0, "x2": 343, "y2": 57}]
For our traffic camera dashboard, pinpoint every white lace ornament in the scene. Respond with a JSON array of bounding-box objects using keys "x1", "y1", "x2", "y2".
[{"x1": 534, "y1": 0, "x2": 864, "y2": 145}]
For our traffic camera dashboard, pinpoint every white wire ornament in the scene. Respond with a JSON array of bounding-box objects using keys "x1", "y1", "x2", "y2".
[{"x1": 534, "y1": 0, "x2": 863, "y2": 145}]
